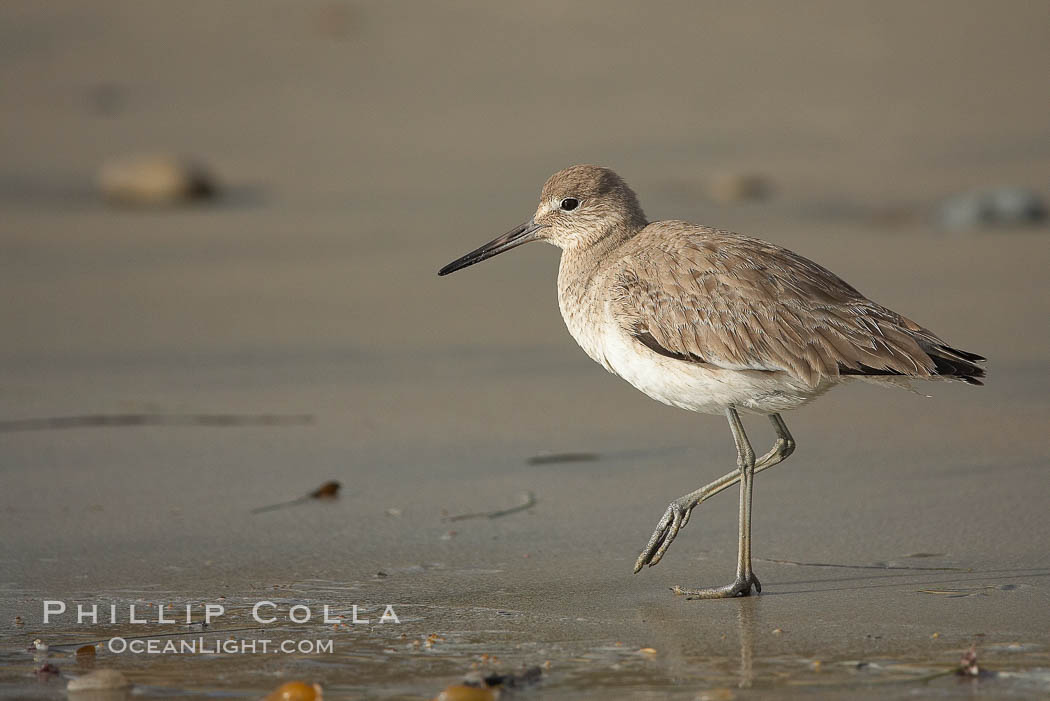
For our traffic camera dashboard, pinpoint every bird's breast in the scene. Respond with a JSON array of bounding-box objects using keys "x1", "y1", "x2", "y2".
[{"x1": 557, "y1": 274, "x2": 616, "y2": 373}]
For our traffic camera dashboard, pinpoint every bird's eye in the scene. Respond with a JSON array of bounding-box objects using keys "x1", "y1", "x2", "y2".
[{"x1": 560, "y1": 198, "x2": 579, "y2": 211}]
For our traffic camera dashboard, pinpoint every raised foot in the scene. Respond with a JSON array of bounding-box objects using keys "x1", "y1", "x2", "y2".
[
  {"x1": 671, "y1": 573, "x2": 761, "y2": 600},
  {"x1": 633, "y1": 497, "x2": 698, "y2": 573}
]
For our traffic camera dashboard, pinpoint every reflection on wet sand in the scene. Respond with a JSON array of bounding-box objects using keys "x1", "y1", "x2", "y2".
[{"x1": 737, "y1": 601, "x2": 755, "y2": 689}]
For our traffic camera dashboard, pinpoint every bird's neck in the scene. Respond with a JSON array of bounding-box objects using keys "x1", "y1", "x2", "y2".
[
  {"x1": 569, "y1": 216, "x2": 643, "y2": 258},
  {"x1": 558, "y1": 221, "x2": 642, "y2": 299}
]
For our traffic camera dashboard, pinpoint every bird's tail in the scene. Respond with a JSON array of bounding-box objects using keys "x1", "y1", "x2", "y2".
[{"x1": 923, "y1": 344, "x2": 986, "y2": 385}]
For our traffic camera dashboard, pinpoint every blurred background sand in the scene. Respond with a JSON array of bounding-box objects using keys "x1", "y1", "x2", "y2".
[{"x1": 1, "y1": 2, "x2": 1048, "y2": 698}]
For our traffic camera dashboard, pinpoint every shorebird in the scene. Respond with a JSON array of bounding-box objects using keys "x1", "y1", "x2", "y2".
[{"x1": 438, "y1": 165, "x2": 985, "y2": 598}]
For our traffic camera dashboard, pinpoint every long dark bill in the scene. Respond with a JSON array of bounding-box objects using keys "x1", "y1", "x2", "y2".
[{"x1": 438, "y1": 221, "x2": 543, "y2": 276}]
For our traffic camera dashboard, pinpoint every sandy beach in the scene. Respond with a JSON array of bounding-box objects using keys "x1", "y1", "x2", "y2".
[{"x1": 1, "y1": 2, "x2": 1048, "y2": 698}]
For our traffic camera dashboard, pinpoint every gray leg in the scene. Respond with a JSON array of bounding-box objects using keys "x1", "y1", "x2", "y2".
[
  {"x1": 672, "y1": 407, "x2": 760, "y2": 598},
  {"x1": 634, "y1": 413, "x2": 795, "y2": 575}
]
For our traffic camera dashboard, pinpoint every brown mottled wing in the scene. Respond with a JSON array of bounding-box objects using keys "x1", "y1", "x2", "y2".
[{"x1": 609, "y1": 229, "x2": 945, "y2": 387}]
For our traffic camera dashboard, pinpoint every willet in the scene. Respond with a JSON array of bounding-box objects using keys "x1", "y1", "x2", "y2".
[{"x1": 438, "y1": 165, "x2": 985, "y2": 598}]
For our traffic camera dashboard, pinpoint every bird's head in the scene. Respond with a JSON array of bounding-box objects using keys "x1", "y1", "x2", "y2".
[{"x1": 438, "y1": 165, "x2": 647, "y2": 276}]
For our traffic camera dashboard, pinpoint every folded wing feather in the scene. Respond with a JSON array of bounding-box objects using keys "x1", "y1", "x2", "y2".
[{"x1": 608, "y1": 227, "x2": 945, "y2": 388}]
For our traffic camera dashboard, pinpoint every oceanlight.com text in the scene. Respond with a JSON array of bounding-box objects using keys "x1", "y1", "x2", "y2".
[{"x1": 108, "y1": 637, "x2": 335, "y2": 655}]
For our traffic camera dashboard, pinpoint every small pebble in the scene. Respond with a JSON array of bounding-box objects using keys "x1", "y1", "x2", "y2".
[
  {"x1": 36, "y1": 662, "x2": 61, "y2": 680},
  {"x1": 67, "y1": 669, "x2": 130, "y2": 691},
  {"x1": 696, "y1": 689, "x2": 735, "y2": 701},
  {"x1": 264, "y1": 681, "x2": 323, "y2": 701},
  {"x1": 957, "y1": 645, "x2": 980, "y2": 677},
  {"x1": 309, "y1": 481, "x2": 341, "y2": 499},
  {"x1": 98, "y1": 154, "x2": 217, "y2": 206},
  {"x1": 936, "y1": 187, "x2": 1046, "y2": 231},
  {"x1": 434, "y1": 684, "x2": 495, "y2": 701},
  {"x1": 708, "y1": 173, "x2": 773, "y2": 202}
]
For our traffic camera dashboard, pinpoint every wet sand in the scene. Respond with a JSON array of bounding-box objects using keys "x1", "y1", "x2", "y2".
[{"x1": 1, "y1": 2, "x2": 1049, "y2": 698}]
